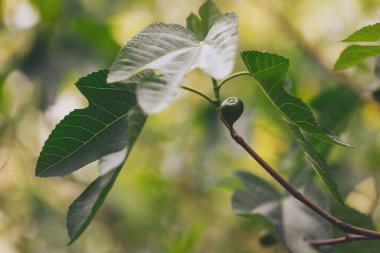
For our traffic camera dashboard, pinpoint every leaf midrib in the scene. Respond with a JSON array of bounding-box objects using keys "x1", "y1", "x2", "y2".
[
  {"x1": 38, "y1": 105, "x2": 131, "y2": 176},
  {"x1": 251, "y1": 61, "x2": 288, "y2": 77}
]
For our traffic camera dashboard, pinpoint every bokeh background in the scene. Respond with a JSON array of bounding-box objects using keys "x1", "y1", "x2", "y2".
[{"x1": 0, "y1": 0, "x2": 379, "y2": 252}]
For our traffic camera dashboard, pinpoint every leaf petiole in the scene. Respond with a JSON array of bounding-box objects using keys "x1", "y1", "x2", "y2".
[
  {"x1": 211, "y1": 78, "x2": 221, "y2": 106},
  {"x1": 217, "y1": 71, "x2": 251, "y2": 90},
  {"x1": 181, "y1": 85, "x2": 218, "y2": 106}
]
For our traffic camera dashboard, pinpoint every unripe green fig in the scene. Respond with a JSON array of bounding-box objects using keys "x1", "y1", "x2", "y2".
[
  {"x1": 258, "y1": 230, "x2": 278, "y2": 247},
  {"x1": 220, "y1": 97, "x2": 244, "y2": 127}
]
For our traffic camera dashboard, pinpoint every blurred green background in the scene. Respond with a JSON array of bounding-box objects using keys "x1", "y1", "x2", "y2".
[{"x1": 0, "y1": 0, "x2": 379, "y2": 252}]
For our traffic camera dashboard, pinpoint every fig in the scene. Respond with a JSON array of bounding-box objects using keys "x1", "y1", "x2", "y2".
[{"x1": 220, "y1": 97, "x2": 244, "y2": 127}]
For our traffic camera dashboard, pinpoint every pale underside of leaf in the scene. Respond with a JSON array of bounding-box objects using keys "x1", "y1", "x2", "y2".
[
  {"x1": 240, "y1": 50, "x2": 349, "y2": 147},
  {"x1": 232, "y1": 171, "x2": 332, "y2": 253},
  {"x1": 108, "y1": 13, "x2": 238, "y2": 114},
  {"x1": 282, "y1": 186, "x2": 331, "y2": 253},
  {"x1": 99, "y1": 147, "x2": 127, "y2": 175}
]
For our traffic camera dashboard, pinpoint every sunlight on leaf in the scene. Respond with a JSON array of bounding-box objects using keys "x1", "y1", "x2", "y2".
[
  {"x1": 345, "y1": 177, "x2": 377, "y2": 215},
  {"x1": 108, "y1": 13, "x2": 238, "y2": 114},
  {"x1": 98, "y1": 147, "x2": 127, "y2": 176}
]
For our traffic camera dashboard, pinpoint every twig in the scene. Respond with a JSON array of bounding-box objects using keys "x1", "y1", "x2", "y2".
[
  {"x1": 308, "y1": 234, "x2": 375, "y2": 247},
  {"x1": 221, "y1": 119, "x2": 380, "y2": 239}
]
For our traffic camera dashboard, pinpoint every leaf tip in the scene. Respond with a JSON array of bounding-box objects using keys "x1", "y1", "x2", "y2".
[
  {"x1": 224, "y1": 12, "x2": 238, "y2": 20},
  {"x1": 333, "y1": 61, "x2": 345, "y2": 71},
  {"x1": 67, "y1": 238, "x2": 76, "y2": 246},
  {"x1": 34, "y1": 170, "x2": 43, "y2": 177},
  {"x1": 35, "y1": 166, "x2": 49, "y2": 178}
]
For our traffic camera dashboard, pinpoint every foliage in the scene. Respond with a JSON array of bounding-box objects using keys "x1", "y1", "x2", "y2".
[
  {"x1": 33, "y1": 0, "x2": 380, "y2": 250},
  {"x1": 334, "y1": 22, "x2": 380, "y2": 70},
  {"x1": 342, "y1": 23, "x2": 380, "y2": 42},
  {"x1": 241, "y1": 51, "x2": 347, "y2": 203},
  {"x1": 232, "y1": 170, "x2": 331, "y2": 253},
  {"x1": 36, "y1": 69, "x2": 148, "y2": 242},
  {"x1": 0, "y1": 0, "x2": 375, "y2": 252},
  {"x1": 186, "y1": 0, "x2": 222, "y2": 40},
  {"x1": 107, "y1": 12, "x2": 238, "y2": 114}
]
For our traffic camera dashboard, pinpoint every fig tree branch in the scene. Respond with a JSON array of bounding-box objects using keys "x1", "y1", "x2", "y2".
[
  {"x1": 308, "y1": 233, "x2": 376, "y2": 247},
  {"x1": 219, "y1": 117, "x2": 380, "y2": 242}
]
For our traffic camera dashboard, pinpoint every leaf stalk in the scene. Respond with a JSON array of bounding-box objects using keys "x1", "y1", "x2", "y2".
[
  {"x1": 217, "y1": 71, "x2": 251, "y2": 90},
  {"x1": 212, "y1": 78, "x2": 221, "y2": 106},
  {"x1": 181, "y1": 85, "x2": 218, "y2": 106}
]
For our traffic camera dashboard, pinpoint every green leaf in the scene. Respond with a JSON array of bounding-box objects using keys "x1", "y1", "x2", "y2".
[
  {"x1": 241, "y1": 51, "x2": 348, "y2": 146},
  {"x1": 232, "y1": 171, "x2": 282, "y2": 219},
  {"x1": 186, "y1": 13, "x2": 204, "y2": 41},
  {"x1": 67, "y1": 168, "x2": 120, "y2": 244},
  {"x1": 232, "y1": 171, "x2": 332, "y2": 253},
  {"x1": 108, "y1": 12, "x2": 238, "y2": 114},
  {"x1": 36, "y1": 70, "x2": 147, "y2": 177},
  {"x1": 342, "y1": 23, "x2": 380, "y2": 42},
  {"x1": 334, "y1": 45, "x2": 380, "y2": 70},
  {"x1": 67, "y1": 106, "x2": 147, "y2": 244},
  {"x1": 287, "y1": 123, "x2": 343, "y2": 203},
  {"x1": 35, "y1": 70, "x2": 147, "y2": 243},
  {"x1": 186, "y1": 0, "x2": 223, "y2": 40}
]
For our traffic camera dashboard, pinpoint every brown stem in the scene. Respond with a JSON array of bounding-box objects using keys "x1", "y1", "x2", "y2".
[
  {"x1": 222, "y1": 120, "x2": 380, "y2": 239},
  {"x1": 308, "y1": 234, "x2": 376, "y2": 247}
]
